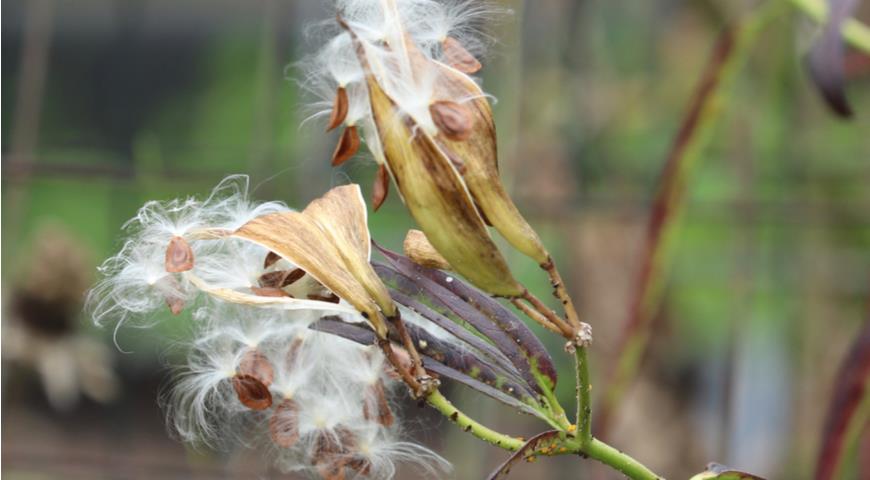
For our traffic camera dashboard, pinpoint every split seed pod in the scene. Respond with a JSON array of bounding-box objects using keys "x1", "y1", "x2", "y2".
[
  {"x1": 403, "y1": 229, "x2": 451, "y2": 271},
  {"x1": 233, "y1": 185, "x2": 394, "y2": 337},
  {"x1": 342, "y1": 21, "x2": 523, "y2": 297}
]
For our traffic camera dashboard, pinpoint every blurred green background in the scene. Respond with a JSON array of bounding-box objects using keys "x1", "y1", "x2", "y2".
[{"x1": 2, "y1": 0, "x2": 869, "y2": 478}]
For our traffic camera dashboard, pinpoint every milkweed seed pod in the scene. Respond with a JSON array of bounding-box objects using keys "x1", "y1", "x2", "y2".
[
  {"x1": 303, "y1": 0, "x2": 549, "y2": 297},
  {"x1": 88, "y1": 176, "x2": 394, "y2": 338}
]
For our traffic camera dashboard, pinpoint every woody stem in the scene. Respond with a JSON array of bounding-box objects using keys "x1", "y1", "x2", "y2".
[{"x1": 377, "y1": 338, "x2": 420, "y2": 392}]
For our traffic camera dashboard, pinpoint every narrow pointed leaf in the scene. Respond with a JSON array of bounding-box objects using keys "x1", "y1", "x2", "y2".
[
  {"x1": 815, "y1": 318, "x2": 870, "y2": 480},
  {"x1": 486, "y1": 430, "x2": 562, "y2": 480},
  {"x1": 689, "y1": 463, "x2": 766, "y2": 480},
  {"x1": 807, "y1": 0, "x2": 857, "y2": 117},
  {"x1": 311, "y1": 318, "x2": 542, "y2": 416},
  {"x1": 374, "y1": 246, "x2": 555, "y2": 392}
]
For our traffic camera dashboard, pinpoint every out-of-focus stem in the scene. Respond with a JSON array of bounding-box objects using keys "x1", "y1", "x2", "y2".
[
  {"x1": 595, "y1": 2, "x2": 785, "y2": 437},
  {"x1": 426, "y1": 390, "x2": 525, "y2": 450},
  {"x1": 788, "y1": 0, "x2": 870, "y2": 53}
]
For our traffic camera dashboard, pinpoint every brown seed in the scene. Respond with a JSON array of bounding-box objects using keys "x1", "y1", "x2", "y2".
[
  {"x1": 429, "y1": 100, "x2": 474, "y2": 141},
  {"x1": 307, "y1": 293, "x2": 341, "y2": 304},
  {"x1": 347, "y1": 458, "x2": 372, "y2": 476},
  {"x1": 285, "y1": 336, "x2": 305, "y2": 370},
  {"x1": 232, "y1": 374, "x2": 273, "y2": 410},
  {"x1": 258, "y1": 268, "x2": 306, "y2": 289},
  {"x1": 316, "y1": 461, "x2": 347, "y2": 480},
  {"x1": 326, "y1": 86, "x2": 349, "y2": 132},
  {"x1": 372, "y1": 163, "x2": 390, "y2": 211},
  {"x1": 251, "y1": 286, "x2": 292, "y2": 298},
  {"x1": 238, "y1": 348, "x2": 275, "y2": 386},
  {"x1": 164, "y1": 236, "x2": 194, "y2": 273},
  {"x1": 331, "y1": 126, "x2": 360, "y2": 166},
  {"x1": 362, "y1": 379, "x2": 394, "y2": 427},
  {"x1": 263, "y1": 251, "x2": 281, "y2": 269},
  {"x1": 442, "y1": 36, "x2": 482, "y2": 74},
  {"x1": 269, "y1": 399, "x2": 300, "y2": 448},
  {"x1": 165, "y1": 295, "x2": 185, "y2": 315}
]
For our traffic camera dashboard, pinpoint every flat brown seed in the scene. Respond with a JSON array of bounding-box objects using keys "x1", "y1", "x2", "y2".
[
  {"x1": 165, "y1": 295, "x2": 185, "y2": 315},
  {"x1": 285, "y1": 336, "x2": 305, "y2": 370},
  {"x1": 331, "y1": 126, "x2": 360, "y2": 166},
  {"x1": 269, "y1": 399, "x2": 300, "y2": 448},
  {"x1": 326, "y1": 86, "x2": 349, "y2": 132},
  {"x1": 165, "y1": 236, "x2": 194, "y2": 273},
  {"x1": 307, "y1": 293, "x2": 341, "y2": 304},
  {"x1": 251, "y1": 287, "x2": 292, "y2": 298},
  {"x1": 372, "y1": 163, "x2": 390, "y2": 211},
  {"x1": 258, "y1": 268, "x2": 306, "y2": 288},
  {"x1": 232, "y1": 374, "x2": 273, "y2": 410},
  {"x1": 263, "y1": 251, "x2": 281, "y2": 269},
  {"x1": 442, "y1": 36, "x2": 482, "y2": 74},
  {"x1": 429, "y1": 101, "x2": 474, "y2": 141},
  {"x1": 362, "y1": 380, "x2": 394, "y2": 427},
  {"x1": 238, "y1": 348, "x2": 275, "y2": 386}
]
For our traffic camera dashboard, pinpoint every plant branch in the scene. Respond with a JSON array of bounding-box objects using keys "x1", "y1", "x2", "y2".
[
  {"x1": 519, "y1": 289, "x2": 575, "y2": 338},
  {"x1": 540, "y1": 257, "x2": 582, "y2": 330},
  {"x1": 581, "y1": 438, "x2": 662, "y2": 480},
  {"x1": 574, "y1": 347, "x2": 592, "y2": 445},
  {"x1": 510, "y1": 297, "x2": 563, "y2": 334},
  {"x1": 426, "y1": 390, "x2": 526, "y2": 451}
]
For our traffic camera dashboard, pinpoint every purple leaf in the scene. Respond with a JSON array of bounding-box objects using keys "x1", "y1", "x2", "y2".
[
  {"x1": 388, "y1": 287, "x2": 520, "y2": 378},
  {"x1": 374, "y1": 244, "x2": 557, "y2": 391},
  {"x1": 807, "y1": 0, "x2": 857, "y2": 117},
  {"x1": 311, "y1": 318, "x2": 543, "y2": 415},
  {"x1": 486, "y1": 430, "x2": 562, "y2": 480}
]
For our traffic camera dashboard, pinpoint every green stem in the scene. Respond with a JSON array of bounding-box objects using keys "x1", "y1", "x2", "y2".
[
  {"x1": 534, "y1": 369, "x2": 572, "y2": 430},
  {"x1": 426, "y1": 390, "x2": 525, "y2": 451},
  {"x1": 787, "y1": 0, "x2": 870, "y2": 53},
  {"x1": 582, "y1": 438, "x2": 662, "y2": 480},
  {"x1": 574, "y1": 347, "x2": 592, "y2": 445}
]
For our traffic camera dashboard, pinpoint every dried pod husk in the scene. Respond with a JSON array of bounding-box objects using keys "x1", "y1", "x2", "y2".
[
  {"x1": 403, "y1": 229, "x2": 451, "y2": 270},
  {"x1": 269, "y1": 399, "x2": 300, "y2": 448},
  {"x1": 238, "y1": 348, "x2": 275, "y2": 386},
  {"x1": 232, "y1": 374, "x2": 273, "y2": 410},
  {"x1": 234, "y1": 185, "x2": 392, "y2": 337},
  {"x1": 358, "y1": 61, "x2": 522, "y2": 297},
  {"x1": 430, "y1": 58, "x2": 549, "y2": 265},
  {"x1": 165, "y1": 236, "x2": 195, "y2": 273}
]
